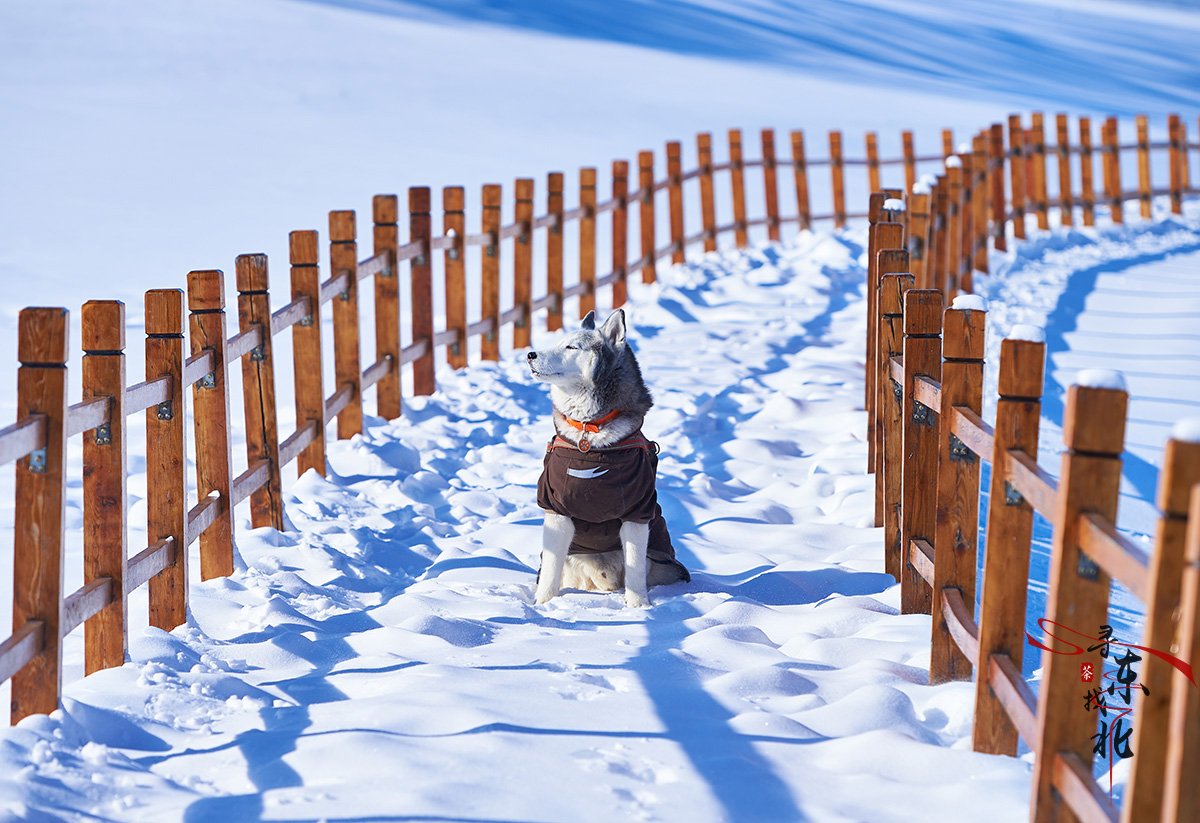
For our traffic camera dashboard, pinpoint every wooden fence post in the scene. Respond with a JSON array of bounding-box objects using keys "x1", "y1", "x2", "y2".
[
  {"x1": 959, "y1": 150, "x2": 975, "y2": 293},
  {"x1": 1008, "y1": 114, "x2": 1027, "y2": 240},
  {"x1": 11, "y1": 307, "x2": 69, "y2": 722},
  {"x1": 444, "y1": 186, "x2": 469, "y2": 363},
  {"x1": 933, "y1": 174, "x2": 950, "y2": 296},
  {"x1": 791, "y1": 130, "x2": 811, "y2": 231},
  {"x1": 930, "y1": 302, "x2": 985, "y2": 684},
  {"x1": 546, "y1": 173, "x2": 565, "y2": 330},
  {"x1": 902, "y1": 130, "x2": 916, "y2": 194},
  {"x1": 942, "y1": 129, "x2": 954, "y2": 159},
  {"x1": 1164, "y1": 484, "x2": 1200, "y2": 822},
  {"x1": 762, "y1": 128, "x2": 780, "y2": 242},
  {"x1": 145, "y1": 289, "x2": 187, "y2": 630},
  {"x1": 1104, "y1": 116, "x2": 1124, "y2": 224},
  {"x1": 1079, "y1": 116, "x2": 1096, "y2": 227},
  {"x1": 372, "y1": 195, "x2": 401, "y2": 418},
  {"x1": 830, "y1": 130, "x2": 846, "y2": 229},
  {"x1": 900, "y1": 289, "x2": 942, "y2": 615},
  {"x1": 1030, "y1": 380, "x2": 1128, "y2": 823},
  {"x1": 879, "y1": 271, "x2": 915, "y2": 581},
  {"x1": 729, "y1": 130, "x2": 748, "y2": 248},
  {"x1": 945, "y1": 159, "x2": 963, "y2": 300},
  {"x1": 1184, "y1": 119, "x2": 1192, "y2": 191},
  {"x1": 908, "y1": 190, "x2": 932, "y2": 291},
  {"x1": 866, "y1": 132, "x2": 881, "y2": 196},
  {"x1": 1137, "y1": 114, "x2": 1152, "y2": 220},
  {"x1": 1030, "y1": 113, "x2": 1049, "y2": 230},
  {"x1": 289, "y1": 231, "x2": 326, "y2": 476},
  {"x1": 874, "y1": 240, "x2": 909, "y2": 513},
  {"x1": 972, "y1": 133, "x2": 990, "y2": 276},
  {"x1": 612, "y1": 160, "x2": 629, "y2": 308},
  {"x1": 235, "y1": 254, "x2": 284, "y2": 531},
  {"x1": 972, "y1": 334, "x2": 1046, "y2": 756},
  {"x1": 990, "y1": 124, "x2": 1007, "y2": 252},
  {"x1": 867, "y1": 216, "x2": 904, "y2": 481},
  {"x1": 409, "y1": 187, "x2": 435, "y2": 392},
  {"x1": 1123, "y1": 432, "x2": 1200, "y2": 823},
  {"x1": 513, "y1": 179, "x2": 534, "y2": 350},
  {"x1": 638, "y1": 151, "x2": 656, "y2": 283},
  {"x1": 82, "y1": 300, "x2": 127, "y2": 675},
  {"x1": 482, "y1": 183, "x2": 503, "y2": 354},
  {"x1": 186, "y1": 270, "x2": 235, "y2": 581},
  {"x1": 1168, "y1": 114, "x2": 1184, "y2": 216},
  {"x1": 698, "y1": 133, "x2": 717, "y2": 252},
  {"x1": 329, "y1": 211, "x2": 363, "y2": 435},
  {"x1": 1055, "y1": 114, "x2": 1074, "y2": 227},
  {"x1": 667, "y1": 142, "x2": 685, "y2": 264}
]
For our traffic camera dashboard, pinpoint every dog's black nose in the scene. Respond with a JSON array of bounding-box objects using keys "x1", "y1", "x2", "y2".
[{"x1": 527, "y1": 351, "x2": 537, "y2": 360}]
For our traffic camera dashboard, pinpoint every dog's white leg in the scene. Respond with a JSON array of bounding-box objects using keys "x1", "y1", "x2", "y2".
[
  {"x1": 535, "y1": 511, "x2": 575, "y2": 604},
  {"x1": 620, "y1": 521, "x2": 651, "y2": 609}
]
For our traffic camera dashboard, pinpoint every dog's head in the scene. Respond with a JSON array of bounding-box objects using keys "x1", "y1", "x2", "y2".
[{"x1": 526, "y1": 309, "x2": 627, "y2": 388}]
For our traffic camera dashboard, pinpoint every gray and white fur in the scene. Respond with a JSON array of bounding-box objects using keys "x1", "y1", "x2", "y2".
[{"x1": 527, "y1": 309, "x2": 657, "y2": 607}]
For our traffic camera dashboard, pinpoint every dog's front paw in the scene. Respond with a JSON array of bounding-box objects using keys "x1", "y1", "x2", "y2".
[
  {"x1": 534, "y1": 587, "x2": 558, "y2": 605},
  {"x1": 624, "y1": 590, "x2": 651, "y2": 609}
]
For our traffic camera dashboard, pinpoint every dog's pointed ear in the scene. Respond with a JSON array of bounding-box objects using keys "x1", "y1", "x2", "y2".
[
  {"x1": 599, "y1": 309, "x2": 626, "y2": 350},
  {"x1": 580, "y1": 310, "x2": 596, "y2": 331}
]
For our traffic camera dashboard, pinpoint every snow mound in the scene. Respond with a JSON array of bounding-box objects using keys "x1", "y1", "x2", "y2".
[
  {"x1": 1172, "y1": 418, "x2": 1200, "y2": 444},
  {"x1": 1075, "y1": 369, "x2": 1128, "y2": 392},
  {"x1": 1007, "y1": 324, "x2": 1045, "y2": 343},
  {"x1": 951, "y1": 294, "x2": 987, "y2": 312}
]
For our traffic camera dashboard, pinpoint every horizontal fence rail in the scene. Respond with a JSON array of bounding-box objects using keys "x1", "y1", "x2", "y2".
[{"x1": 1, "y1": 111, "x2": 1199, "y2": 822}]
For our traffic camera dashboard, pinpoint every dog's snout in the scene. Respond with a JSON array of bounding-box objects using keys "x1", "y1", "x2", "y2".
[{"x1": 527, "y1": 351, "x2": 537, "y2": 361}]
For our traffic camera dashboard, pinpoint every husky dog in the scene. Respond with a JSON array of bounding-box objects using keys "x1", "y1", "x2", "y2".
[{"x1": 527, "y1": 309, "x2": 689, "y2": 608}]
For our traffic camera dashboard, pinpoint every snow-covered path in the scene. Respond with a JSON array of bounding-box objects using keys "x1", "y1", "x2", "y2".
[{"x1": 0, "y1": 235, "x2": 1031, "y2": 823}]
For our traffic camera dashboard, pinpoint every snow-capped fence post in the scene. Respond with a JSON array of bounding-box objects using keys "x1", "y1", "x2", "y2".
[
  {"x1": 932, "y1": 174, "x2": 950, "y2": 295},
  {"x1": 790, "y1": 130, "x2": 811, "y2": 231},
  {"x1": 1029, "y1": 380, "x2": 1127, "y2": 823},
  {"x1": 867, "y1": 218, "x2": 904, "y2": 488},
  {"x1": 444, "y1": 186, "x2": 470, "y2": 362},
  {"x1": 409, "y1": 187, "x2": 436, "y2": 393},
  {"x1": 972, "y1": 133, "x2": 989, "y2": 275},
  {"x1": 81, "y1": 300, "x2": 128, "y2": 675},
  {"x1": 513, "y1": 179, "x2": 534, "y2": 351},
  {"x1": 611, "y1": 160, "x2": 629, "y2": 308},
  {"x1": 972, "y1": 333, "x2": 1045, "y2": 757},
  {"x1": 989, "y1": 123, "x2": 1007, "y2": 252},
  {"x1": 1124, "y1": 431, "x2": 1200, "y2": 823},
  {"x1": 1055, "y1": 114, "x2": 1074, "y2": 228},
  {"x1": 1168, "y1": 114, "x2": 1184, "y2": 216},
  {"x1": 1137, "y1": 114, "x2": 1153, "y2": 220},
  {"x1": 1008, "y1": 114, "x2": 1027, "y2": 240},
  {"x1": 899, "y1": 289, "x2": 943, "y2": 615},
  {"x1": 728, "y1": 130, "x2": 748, "y2": 248},
  {"x1": 943, "y1": 159, "x2": 963, "y2": 300},
  {"x1": 929, "y1": 301, "x2": 985, "y2": 685},
  {"x1": 328, "y1": 210, "x2": 364, "y2": 434},
  {"x1": 666, "y1": 141, "x2": 685, "y2": 265},
  {"x1": 829, "y1": 130, "x2": 846, "y2": 228},
  {"x1": 372, "y1": 194, "x2": 402, "y2": 416},
  {"x1": 1030, "y1": 113, "x2": 1050, "y2": 230},
  {"x1": 145, "y1": 288, "x2": 188, "y2": 629},
  {"x1": 1164, "y1": 484, "x2": 1200, "y2": 822},
  {"x1": 761, "y1": 129, "x2": 780, "y2": 242},
  {"x1": 234, "y1": 255, "x2": 284, "y2": 532},
  {"x1": 1103, "y1": 116, "x2": 1123, "y2": 224},
  {"x1": 638, "y1": 151, "x2": 656, "y2": 284},
  {"x1": 865, "y1": 132, "x2": 880, "y2": 195},
  {"x1": 901, "y1": 130, "x2": 916, "y2": 194},
  {"x1": 288, "y1": 231, "x2": 327, "y2": 476},
  {"x1": 186, "y1": 270, "x2": 235, "y2": 581},
  {"x1": 941, "y1": 129, "x2": 954, "y2": 159},
  {"x1": 697, "y1": 133, "x2": 717, "y2": 252},
  {"x1": 11, "y1": 307, "x2": 69, "y2": 722},
  {"x1": 482, "y1": 183, "x2": 504, "y2": 355},
  {"x1": 876, "y1": 262, "x2": 912, "y2": 580},
  {"x1": 544, "y1": 175, "x2": 564, "y2": 333},
  {"x1": 1079, "y1": 116, "x2": 1096, "y2": 227}
]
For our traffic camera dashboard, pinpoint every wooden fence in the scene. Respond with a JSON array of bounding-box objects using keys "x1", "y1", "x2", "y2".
[
  {"x1": 1, "y1": 112, "x2": 1198, "y2": 814},
  {"x1": 867, "y1": 114, "x2": 1200, "y2": 823}
]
